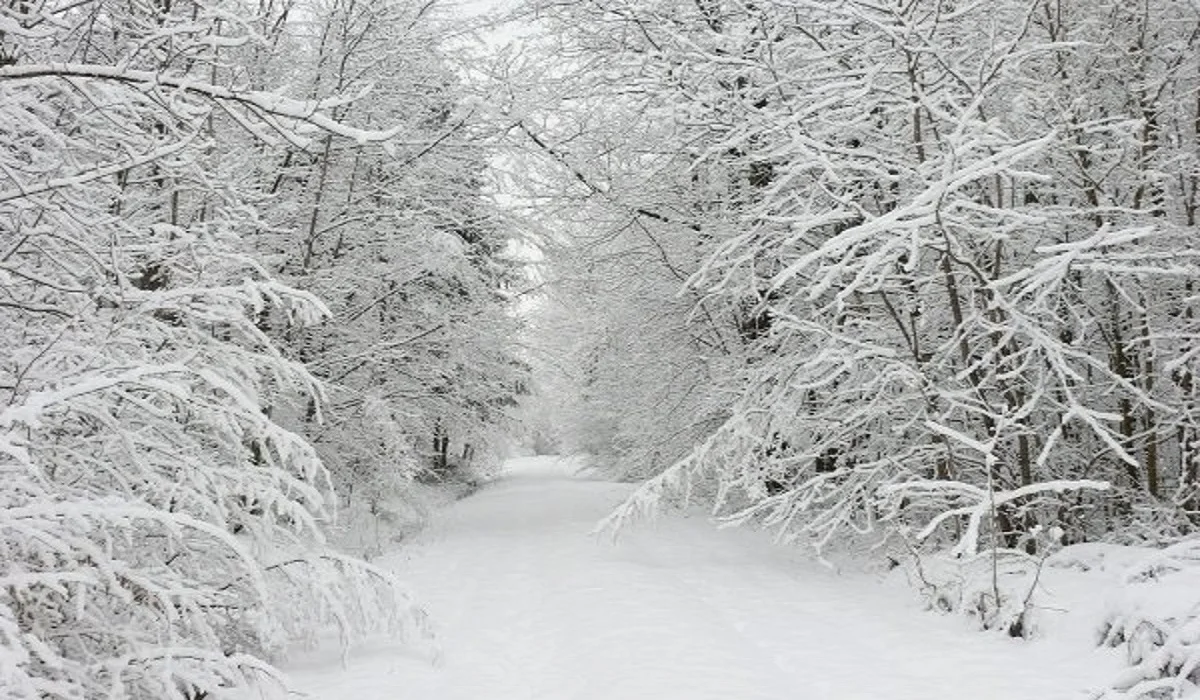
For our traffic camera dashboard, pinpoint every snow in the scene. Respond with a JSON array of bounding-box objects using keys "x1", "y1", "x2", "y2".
[{"x1": 287, "y1": 456, "x2": 1118, "y2": 700}]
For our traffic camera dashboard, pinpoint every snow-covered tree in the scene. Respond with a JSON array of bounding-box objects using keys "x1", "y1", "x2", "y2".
[
  {"x1": 0, "y1": 2, "x2": 424, "y2": 697},
  {"x1": 511, "y1": 0, "x2": 1200, "y2": 561},
  {"x1": 244, "y1": 0, "x2": 528, "y2": 510}
]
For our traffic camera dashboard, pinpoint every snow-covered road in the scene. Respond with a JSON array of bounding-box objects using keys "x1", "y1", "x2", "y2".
[{"x1": 289, "y1": 456, "x2": 1107, "y2": 700}]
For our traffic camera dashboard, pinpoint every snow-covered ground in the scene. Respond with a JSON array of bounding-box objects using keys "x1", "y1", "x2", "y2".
[{"x1": 287, "y1": 456, "x2": 1121, "y2": 700}]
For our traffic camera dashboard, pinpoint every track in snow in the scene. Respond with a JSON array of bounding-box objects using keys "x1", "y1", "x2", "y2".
[{"x1": 289, "y1": 456, "x2": 1105, "y2": 700}]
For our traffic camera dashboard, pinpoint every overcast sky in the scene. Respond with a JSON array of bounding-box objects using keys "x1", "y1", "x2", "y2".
[{"x1": 441, "y1": 0, "x2": 534, "y2": 55}]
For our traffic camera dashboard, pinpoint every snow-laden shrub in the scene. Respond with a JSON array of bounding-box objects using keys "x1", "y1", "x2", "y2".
[
  {"x1": 1098, "y1": 537, "x2": 1200, "y2": 699},
  {"x1": 894, "y1": 547, "x2": 1044, "y2": 637}
]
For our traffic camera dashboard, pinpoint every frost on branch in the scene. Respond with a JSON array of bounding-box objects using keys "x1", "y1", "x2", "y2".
[{"x1": 880, "y1": 476, "x2": 1111, "y2": 559}]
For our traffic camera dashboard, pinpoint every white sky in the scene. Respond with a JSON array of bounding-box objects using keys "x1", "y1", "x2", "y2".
[{"x1": 441, "y1": 0, "x2": 533, "y2": 50}]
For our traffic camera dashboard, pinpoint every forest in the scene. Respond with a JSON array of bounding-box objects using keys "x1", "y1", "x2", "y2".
[{"x1": 3, "y1": 0, "x2": 1200, "y2": 698}]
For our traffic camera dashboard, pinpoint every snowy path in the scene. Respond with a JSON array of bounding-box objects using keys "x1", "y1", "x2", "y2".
[{"x1": 289, "y1": 456, "x2": 1108, "y2": 700}]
